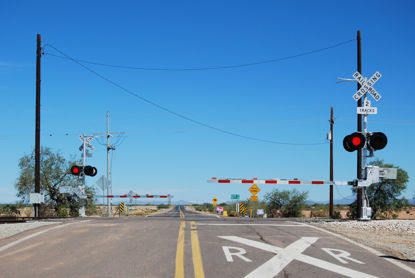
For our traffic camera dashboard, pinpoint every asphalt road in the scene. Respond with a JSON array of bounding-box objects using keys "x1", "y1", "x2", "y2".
[{"x1": 0, "y1": 206, "x2": 414, "y2": 278}]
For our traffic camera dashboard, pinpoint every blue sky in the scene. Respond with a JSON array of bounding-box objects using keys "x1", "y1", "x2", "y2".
[{"x1": 1, "y1": 1, "x2": 414, "y2": 204}]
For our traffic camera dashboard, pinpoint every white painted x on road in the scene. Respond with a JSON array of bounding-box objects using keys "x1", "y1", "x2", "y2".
[{"x1": 219, "y1": 236, "x2": 378, "y2": 278}]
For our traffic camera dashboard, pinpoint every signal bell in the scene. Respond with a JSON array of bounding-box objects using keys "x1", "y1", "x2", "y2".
[{"x1": 343, "y1": 132, "x2": 365, "y2": 152}]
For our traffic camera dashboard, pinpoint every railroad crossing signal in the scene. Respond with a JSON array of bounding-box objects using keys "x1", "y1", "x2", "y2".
[
  {"x1": 343, "y1": 132, "x2": 366, "y2": 152},
  {"x1": 343, "y1": 132, "x2": 387, "y2": 153},
  {"x1": 70, "y1": 165, "x2": 82, "y2": 176},
  {"x1": 83, "y1": 166, "x2": 97, "y2": 176},
  {"x1": 70, "y1": 165, "x2": 97, "y2": 177}
]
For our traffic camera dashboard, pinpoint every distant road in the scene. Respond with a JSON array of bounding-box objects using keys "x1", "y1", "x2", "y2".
[{"x1": 0, "y1": 206, "x2": 413, "y2": 277}]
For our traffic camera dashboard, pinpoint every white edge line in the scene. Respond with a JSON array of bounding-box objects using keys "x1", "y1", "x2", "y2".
[
  {"x1": 197, "y1": 223, "x2": 307, "y2": 226},
  {"x1": 0, "y1": 220, "x2": 90, "y2": 253},
  {"x1": 289, "y1": 221, "x2": 415, "y2": 276}
]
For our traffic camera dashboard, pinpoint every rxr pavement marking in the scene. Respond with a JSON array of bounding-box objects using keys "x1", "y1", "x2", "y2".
[{"x1": 219, "y1": 236, "x2": 378, "y2": 278}]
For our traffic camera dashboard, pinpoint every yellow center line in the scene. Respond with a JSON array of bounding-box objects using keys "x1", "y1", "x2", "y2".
[
  {"x1": 179, "y1": 207, "x2": 185, "y2": 218},
  {"x1": 191, "y1": 221, "x2": 205, "y2": 278},
  {"x1": 175, "y1": 221, "x2": 186, "y2": 278}
]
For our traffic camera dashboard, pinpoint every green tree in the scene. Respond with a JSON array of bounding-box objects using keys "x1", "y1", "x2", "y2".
[
  {"x1": 0, "y1": 205, "x2": 21, "y2": 216},
  {"x1": 15, "y1": 147, "x2": 92, "y2": 216},
  {"x1": 351, "y1": 160, "x2": 409, "y2": 219},
  {"x1": 264, "y1": 189, "x2": 308, "y2": 217}
]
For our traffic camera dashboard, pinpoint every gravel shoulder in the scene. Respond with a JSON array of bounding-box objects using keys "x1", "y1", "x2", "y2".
[
  {"x1": 311, "y1": 219, "x2": 415, "y2": 260},
  {"x1": 0, "y1": 220, "x2": 63, "y2": 239}
]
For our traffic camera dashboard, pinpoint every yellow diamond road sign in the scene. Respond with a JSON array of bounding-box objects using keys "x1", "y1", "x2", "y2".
[
  {"x1": 250, "y1": 195, "x2": 258, "y2": 202},
  {"x1": 249, "y1": 184, "x2": 260, "y2": 195},
  {"x1": 212, "y1": 198, "x2": 218, "y2": 202}
]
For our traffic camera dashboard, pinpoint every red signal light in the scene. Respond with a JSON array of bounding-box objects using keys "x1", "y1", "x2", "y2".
[
  {"x1": 343, "y1": 132, "x2": 365, "y2": 152},
  {"x1": 70, "y1": 165, "x2": 82, "y2": 176},
  {"x1": 351, "y1": 136, "x2": 361, "y2": 146}
]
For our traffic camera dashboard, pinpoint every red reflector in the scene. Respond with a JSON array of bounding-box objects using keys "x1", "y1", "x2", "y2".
[
  {"x1": 73, "y1": 168, "x2": 79, "y2": 174},
  {"x1": 265, "y1": 180, "x2": 277, "y2": 184},
  {"x1": 352, "y1": 137, "x2": 361, "y2": 146},
  {"x1": 289, "y1": 181, "x2": 301, "y2": 184},
  {"x1": 312, "y1": 181, "x2": 325, "y2": 184},
  {"x1": 242, "y1": 180, "x2": 253, "y2": 183},
  {"x1": 218, "y1": 180, "x2": 230, "y2": 183}
]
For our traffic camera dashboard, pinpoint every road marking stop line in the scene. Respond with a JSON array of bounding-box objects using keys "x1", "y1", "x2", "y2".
[{"x1": 219, "y1": 236, "x2": 378, "y2": 278}]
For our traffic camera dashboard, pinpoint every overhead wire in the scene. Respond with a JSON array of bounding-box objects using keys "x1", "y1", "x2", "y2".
[
  {"x1": 43, "y1": 38, "x2": 355, "y2": 71},
  {"x1": 45, "y1": 43, "x2": 333, "y2": 146}
]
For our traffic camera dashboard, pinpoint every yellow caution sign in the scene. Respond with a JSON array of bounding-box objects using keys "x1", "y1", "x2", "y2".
[
  {"x1": 250, "y1": 195, "x2": 258, "y2": 202},
  {"x1": 119, "y1": 202, "x2": 125, "y2": 213},
  {"x1": 213, "y1": 202, "x2": 217, "y2": 207},
  {"x1": 249, "y1": 184, "x2": 260, "y2": 195},
  {"x1": 223, "y1": 211, "x2": 228, "y2": 216},
  {"x1": 239, "y1": 203, "x2": 247, "y2": 216},
  {"x1": 212, "y1": 198, "x2": 218, "y2": 202}
]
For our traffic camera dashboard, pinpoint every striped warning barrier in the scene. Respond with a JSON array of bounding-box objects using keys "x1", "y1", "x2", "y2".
[
  {"x1": 87, "y1": 194, "x2": 173, "y2": 199},
  {"x1": 208, "y1": 178, "x2": 353, "y2": 186},
  {"x1": 239, "y1": 203, "x2": 247, "y2": 216}
]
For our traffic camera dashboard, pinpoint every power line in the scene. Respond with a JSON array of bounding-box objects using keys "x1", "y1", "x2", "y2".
[
  {"x1": 45, "y1": 44, "x2": 328, "y2": 146},
  {"x1": 44, "y1": 39, "x2": 355, "y2": 71}
]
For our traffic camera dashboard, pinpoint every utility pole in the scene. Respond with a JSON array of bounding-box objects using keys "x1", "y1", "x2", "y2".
[
  {"x1": 94, "y1": 112, "x2": 124, "y2": 217},
  {"x1": 106, "y1": 112, "x2": 114, "y2": 217},
  {"x1": 34, "y1": 34, "x2": 41, "y2": 218},
  {"x1": 329, "y1": 106, "x2": 334, "y2": 217},
  {"x1": 356, "y1": 30, "x2": 363, "y2": 218}
]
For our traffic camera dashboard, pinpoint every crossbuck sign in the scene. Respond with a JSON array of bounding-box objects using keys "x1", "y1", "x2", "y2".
[{"x1": 352, "y1": 71, "x2": 382, "y2": 101}]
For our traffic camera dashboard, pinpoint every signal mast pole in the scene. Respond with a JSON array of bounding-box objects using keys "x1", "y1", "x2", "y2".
[{"x1": 356, "y1": 30, "x2": 363, "y2": 218}]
